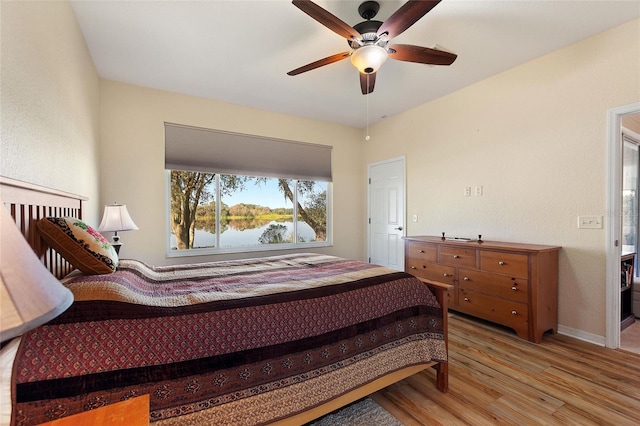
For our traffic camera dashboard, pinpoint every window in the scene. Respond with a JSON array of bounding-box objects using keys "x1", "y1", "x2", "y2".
[
  {"x1": 168, "y1": 172, "x2": 330, "y2": 254},
  {"x1": 165, "y1": 123, "x2": 332, "y2": 255}
]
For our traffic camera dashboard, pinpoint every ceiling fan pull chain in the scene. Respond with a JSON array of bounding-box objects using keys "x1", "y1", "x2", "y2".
[{"x1": 365, "y1": 76, "x2": 371, "y2": 141}]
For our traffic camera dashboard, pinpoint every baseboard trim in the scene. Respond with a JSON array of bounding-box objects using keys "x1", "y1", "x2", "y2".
[{"x1": 557, "y1": 324, "x2": 605, "y2": 346}]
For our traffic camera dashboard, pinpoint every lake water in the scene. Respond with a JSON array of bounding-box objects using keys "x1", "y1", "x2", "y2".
[{"x1": 170, "y1": 220, "x2": 317, "y2": 249}]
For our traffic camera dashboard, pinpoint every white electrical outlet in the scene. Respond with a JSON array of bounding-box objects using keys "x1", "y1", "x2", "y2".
[
  {"x1": 412, "y1": 214, "x2": 418, "y2": 223},
  {"x1": 577, "y1": 216, "x2": 603, "y2": 229},
  {"x1": 464, "y1": 187, "x2": 471, "y2": 197},
  {"x1": 475, "y1": 186, "x2": 483, "y2": 196}
]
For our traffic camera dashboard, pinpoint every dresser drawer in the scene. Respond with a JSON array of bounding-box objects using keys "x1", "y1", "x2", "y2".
[
  {"x1": 406, "y1": 241, "x2": 437, "y2": 262},
  {"x1": 459, "y1": 269, "x2": 528, "y2": 303},
  {"x1": 438, "y1": 246, "x2": 477, "y2": 268},
  {"x1": 480, "y1": 250, "x2": 528, "y2": 278},
  {"x1": 458, "y1": 289, "x2": 528, "y2": 335},
  {"x1": 406, "y1": 260, "x2": 456, "y2": 286}
]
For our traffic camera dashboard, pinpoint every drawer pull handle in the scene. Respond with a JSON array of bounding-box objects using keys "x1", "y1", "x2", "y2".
[
  {"x1": 498, "y1": 261, "x2": 505, "y2": 266},
  {"x1": 512, "y1": 286, "x2": 517, "y2": 291},
  {"x1": 443, "y1": 273, "x2": 450, "y2": 277},
  {"x1": 411, "y1": 266, "x2": 416, "y2": 269},
  {"x1": 453, "y1": 255, "x2": 460, "y2": 259},
  {"x1": 463, "y1": 276, "x2": 470, "y2": 281},
  {"x1": 464, "y1": 297, "x2": 469, "y2": 302},
  {"x1": 419, "y1": 250, "x2": 424, "y2": 253},
  {"x1": 511, "y1": 310, "x2": 517, "y2": 315}
]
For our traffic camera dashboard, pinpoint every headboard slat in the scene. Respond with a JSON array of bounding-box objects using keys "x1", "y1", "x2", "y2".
[{"x1": 1, "y1": 176, "x2": 88, "y2": 279}]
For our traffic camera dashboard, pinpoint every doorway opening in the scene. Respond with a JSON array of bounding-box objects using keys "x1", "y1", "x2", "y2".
[
  {"x1": 620, "y1": 115, "x2": 640, "y2": 353},
  {"x1": 606, "y1": 103, "x2": 640, "y2": 350}
]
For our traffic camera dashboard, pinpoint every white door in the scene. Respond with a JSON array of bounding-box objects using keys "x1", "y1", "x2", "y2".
[{"x1": 368, "y1": 157, "x2": 406, "y2": 270}]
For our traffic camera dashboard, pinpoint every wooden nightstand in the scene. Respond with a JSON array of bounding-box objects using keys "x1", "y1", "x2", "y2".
[{"x1": 37, "y1": 395, "x2": 149, "y2": 426}]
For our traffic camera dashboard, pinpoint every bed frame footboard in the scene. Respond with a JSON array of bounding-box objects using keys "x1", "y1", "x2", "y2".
[{"x1": 423, "y1": 279, "x2": 452, "y2": 393}]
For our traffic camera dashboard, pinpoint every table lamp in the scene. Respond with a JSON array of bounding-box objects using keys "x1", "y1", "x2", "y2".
[
  {"x1": 0, "y1": 205, "x2": 74, "y2": 343},
  {"x1": 98, "y1": 203, "x2": 138, "y2": 255}
]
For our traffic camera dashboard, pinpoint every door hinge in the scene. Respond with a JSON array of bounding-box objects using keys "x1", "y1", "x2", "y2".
[
  {"x1": 368, "y1": 218, "x2": 371, "y2": 224},
  {"x1": 368, "y1": 178, "x2": 371, "y2": 184}
]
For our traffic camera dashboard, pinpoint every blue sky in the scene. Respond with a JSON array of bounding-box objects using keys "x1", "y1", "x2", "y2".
[{"x1": 220, "y1": 178, "x2": 291, "y2": 209}]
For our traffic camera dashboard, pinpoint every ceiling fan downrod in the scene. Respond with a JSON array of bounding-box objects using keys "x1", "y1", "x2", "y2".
[{"x1": 350, "y1": 1, "x2": 384, "y2": 49}]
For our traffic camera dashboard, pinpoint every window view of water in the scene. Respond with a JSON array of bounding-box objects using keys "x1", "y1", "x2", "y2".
[
  {"x1": 169, "y1": 173, "x2": 327, "y2": 252},
  {"x1": 170, "y1": 221, "x2": 316, "y2": 249}
]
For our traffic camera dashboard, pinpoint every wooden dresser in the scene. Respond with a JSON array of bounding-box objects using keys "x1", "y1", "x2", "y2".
[{"x1": 404, "y1": 236, "x2": 560, "y2": 343}]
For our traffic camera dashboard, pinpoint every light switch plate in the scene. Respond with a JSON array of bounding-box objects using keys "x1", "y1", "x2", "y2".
[{"x1": 578, "y1": 215, "x2": 603, "y2": 229}]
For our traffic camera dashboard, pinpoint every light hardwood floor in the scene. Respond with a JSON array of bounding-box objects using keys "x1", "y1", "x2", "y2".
[
  {"x1": 371, "y1": 313, "x2": 640, "y2": 425},
  {"x1": 621, "y1": 320, "x2": 640, "y2": 353}
]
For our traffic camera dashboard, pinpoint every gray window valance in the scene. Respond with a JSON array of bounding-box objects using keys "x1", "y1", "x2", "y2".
[{"x1": 164, "y1": 123, "x2": 333, "y2": 182}]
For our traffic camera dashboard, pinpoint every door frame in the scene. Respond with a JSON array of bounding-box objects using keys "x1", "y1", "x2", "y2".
[
  {"x1": 367, "y1": 156, "x2": 406, "y2": 267},
  {"x1": 606, "y1": 102, "x2": 640, "y2": 349}
]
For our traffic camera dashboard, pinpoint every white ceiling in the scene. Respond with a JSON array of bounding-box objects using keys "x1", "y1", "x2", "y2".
[{"x1": 70, "y1": 0, "x2": 640, "y2": 129}]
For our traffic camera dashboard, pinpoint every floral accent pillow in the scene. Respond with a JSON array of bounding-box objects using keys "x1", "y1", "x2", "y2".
[{"x1": 37, "y1": 217, "x2": 118, "y2": 275}]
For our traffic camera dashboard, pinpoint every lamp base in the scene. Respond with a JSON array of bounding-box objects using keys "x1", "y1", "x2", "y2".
[
  {"x1": 112, "y1": 235, "x2": 122, "y2": 255},
  {"x1": 112, "y1": 242, "x2": 122, "y2": 255}
]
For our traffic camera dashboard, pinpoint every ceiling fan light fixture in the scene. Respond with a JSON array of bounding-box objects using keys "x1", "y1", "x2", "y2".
[{"x1": 350, "y1": 44, "x2": 388, "y2": 74}]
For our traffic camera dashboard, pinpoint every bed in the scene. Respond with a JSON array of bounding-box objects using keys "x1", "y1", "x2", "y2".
[{"x1": 0, "y1": 176, "x2": 450, "y2": 425}]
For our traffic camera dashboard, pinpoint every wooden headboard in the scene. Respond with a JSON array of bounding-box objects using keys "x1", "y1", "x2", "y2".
[{"x1": 0, "y1": 176, "x2": 88, "y2": 279}]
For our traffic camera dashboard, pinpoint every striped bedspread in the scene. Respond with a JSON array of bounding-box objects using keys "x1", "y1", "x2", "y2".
[{"x1": 12, "y1": 253, "x2": 445, "y2": 425}]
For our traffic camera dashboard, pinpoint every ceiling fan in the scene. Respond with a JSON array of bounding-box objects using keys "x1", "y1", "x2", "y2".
[{"x1": 287, "y1": 0, "x2": 457, "y2": 95}]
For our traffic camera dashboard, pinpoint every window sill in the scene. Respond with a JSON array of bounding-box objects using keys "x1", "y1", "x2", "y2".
[{"x1": 166, "y1": 241, "x2": 332, "y2": 258}]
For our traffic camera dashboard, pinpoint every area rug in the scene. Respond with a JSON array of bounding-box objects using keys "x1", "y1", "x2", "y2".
[{"x1": 306, "y1": 397, "x2": 402, "y2": 426}]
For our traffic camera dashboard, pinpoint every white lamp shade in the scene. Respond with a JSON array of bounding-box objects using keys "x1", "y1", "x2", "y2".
[
  {"x1": 350, "y1": 45, "x2": 388, "y2": 74},
  {"x1": 0, "y1": 205, "x2": 73, "y2": 343},
  {"x1": 98, "y1": 204, "x2": 138, "y2": 232}
]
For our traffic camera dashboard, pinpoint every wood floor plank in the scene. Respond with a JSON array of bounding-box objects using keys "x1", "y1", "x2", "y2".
[
  {"x1": 488, "y1": 396, "x2": 558, "y2": 426},
  {"x1": 449, "y1": 351, "x2": 563, "y2": 418},
  {"x1": 540, "y1": 366, "x2": 640, "y2": 423},
  {"x1": 549, "y1": 405, "x2": 603, "y2": 426},
  {"x1": 371, "y1": 313, "x2": 640, "y2": 425}
]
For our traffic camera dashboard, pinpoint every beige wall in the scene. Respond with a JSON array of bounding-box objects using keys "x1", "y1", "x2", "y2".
[
  {"x1": 363, "y1": 18, "x2": 640, "y2": 341},
  {"x1": 99, "y1": 81, "x2": 364, "y2": 265},
  {"x1": 0, "y1": 0, "x2": 101, "y2": 222}
]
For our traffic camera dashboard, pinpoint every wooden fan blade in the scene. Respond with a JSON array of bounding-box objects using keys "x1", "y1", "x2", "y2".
[
  {"x1": 389, "y1": 44, "x2": 457, "y2": 65},
  {"x1": 360, "y1": 72, "x2": 376, "y2": 95},
  {"x1": 292, "y1": 0, "x2": 361, "y2": 40},
  {"x1": 377, "y1": 0, "x2": 441, "y2": 39},
  {"x1": 287, "y1": 52, "x2": 351, "y2": 76}
]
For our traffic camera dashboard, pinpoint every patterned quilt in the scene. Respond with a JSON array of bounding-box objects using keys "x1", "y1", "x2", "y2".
[{"x1": 11, "y1": 253, "x2": 446, "y2": 425}]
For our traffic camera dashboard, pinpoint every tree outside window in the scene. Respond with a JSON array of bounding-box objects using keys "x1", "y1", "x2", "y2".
[{"x1": 169, "y1": 171, "x2": 329, "y2": 252}]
